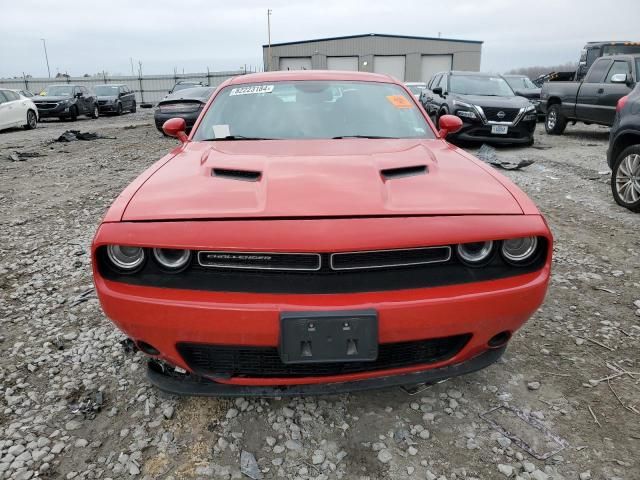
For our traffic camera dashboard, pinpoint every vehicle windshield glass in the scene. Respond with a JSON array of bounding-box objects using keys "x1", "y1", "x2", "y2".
[
  {"x1": 41, "y1": 85, "x2": 74, "y2": 96},
  {"x1": 95, "y1": 85, "x2": 120, "y2": 95},
  {"x1": 193, "y1": 81, "x2": 434, "y2": 141},
  {"x1": 173, "y1": 83, "x2": 199, "y2": 92},
  {"x1": 505, "y1": 76, "x2": 536, "y2": 90},
  {"x1": 449, "y1": 75, "x2": 515, "y2": 96},
  {"x1": 602, "y1": 45, "x2": 640, "y2": 56},
  {"x1": 406, "y1": 85, "x2": 425, "y2": 95}
]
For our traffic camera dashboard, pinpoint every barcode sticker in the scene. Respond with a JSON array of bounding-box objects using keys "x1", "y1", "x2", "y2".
[{"x1": 229, "y1": 85, "x2": 274, "y2": 96}]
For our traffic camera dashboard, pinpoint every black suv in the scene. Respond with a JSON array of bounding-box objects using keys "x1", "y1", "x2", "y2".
[
  {"x1": 32, "y1": 84, "x2": 99, "y2": 121},
  {"x1": 420, "y1": 71, "x2": 537, "y2": 145},
  {"x1": 95, "y1": 84, "x2": 136, "y2": 115},
  {"x1": 607, "y1": 83, "x2": 640, "y2": 212}
]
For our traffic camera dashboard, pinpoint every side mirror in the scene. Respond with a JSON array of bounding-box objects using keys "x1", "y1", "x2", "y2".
[
  {"x1": 514, "y1": 90, "x2": 526, "y2": 96},
  {"x1": 432, "y1": 87, "x2": 443, "y2": 96},
  {"x1": 438, "y1": 114, "x2": 463, "y2": 138},
  {"x1": 611, "y1": 73, "x2": 628, "y2": 84},
  {"x1": 162, "y1": 117, "x2": 189, "y2": 143}
]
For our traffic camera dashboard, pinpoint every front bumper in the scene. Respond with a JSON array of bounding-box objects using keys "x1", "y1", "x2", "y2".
[
  {"x1": 452, "y1": 118, "x2": 536, "y2": 144},
  {"x1": 98, "y1": 102, "x2": 118, "y2": 113},
  {"x1": 34, "y1": 103, "x2": 73, "y2": 118},
  {"x1": 147, "y1": 346, "x2": 506, "y2": 396},
  {"x1": 93, "y1": 216, "x2": 552, "y2": 392}
]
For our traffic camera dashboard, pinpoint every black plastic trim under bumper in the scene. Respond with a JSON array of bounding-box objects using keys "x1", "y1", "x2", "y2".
[{"x1": 146, "y1": 346, "x2": 506, "y2": 397}]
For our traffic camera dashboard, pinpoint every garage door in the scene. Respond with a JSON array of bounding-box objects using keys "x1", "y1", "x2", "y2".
[
  {"x1": 327, "y1": 56, "x2": 359, "y2": 71},
  {"x1": 279, "y1": 57, "x2": 312, "y2": 71},
  {"x1": 373, "y1": 56, "x2": 406, "y2": 81},
  {"x1": 421, "y1": 55, "x2": 453, "y2": 83}
]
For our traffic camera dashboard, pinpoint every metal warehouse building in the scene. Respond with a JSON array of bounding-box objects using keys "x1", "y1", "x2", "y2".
[{"x1": 262, "y1": 33, "x2": 482, "y2": 82}]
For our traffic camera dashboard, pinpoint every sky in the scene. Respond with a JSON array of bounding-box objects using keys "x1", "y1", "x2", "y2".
[{"x1": 1, "y1": 0, "x2": 639, "y2": 78}]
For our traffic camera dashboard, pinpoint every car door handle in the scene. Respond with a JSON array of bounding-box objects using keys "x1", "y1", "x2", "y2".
[{"x1": 597, "y1": 88, "x2": 604, "y2": 94}]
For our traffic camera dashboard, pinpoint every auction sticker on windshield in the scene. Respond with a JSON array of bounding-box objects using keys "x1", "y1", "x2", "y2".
[
  {"x1": 386, "y1": 95, "x2": 413, "y2": 109},
  {"x1": 230, "y1": 85, "x2": 274, "y2": 96}
]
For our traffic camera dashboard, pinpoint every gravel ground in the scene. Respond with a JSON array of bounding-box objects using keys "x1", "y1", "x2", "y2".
[{"x1": 1, "y1": 111, "x2": 639, "y2": 480}]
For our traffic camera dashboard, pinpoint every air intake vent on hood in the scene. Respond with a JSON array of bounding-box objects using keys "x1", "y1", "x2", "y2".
[
  {"x1": 381, "y1": 165, "x2": 428, "y2": 180},
  {"x1": 212, "y1": 168, "x2": 262, "y2": 182}
]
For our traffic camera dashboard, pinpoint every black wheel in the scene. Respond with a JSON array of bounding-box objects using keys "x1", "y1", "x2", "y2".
[
  {"x1": 544, "y1": 104, "x2": 567, "y2": 135},
  {"x1": 116, "y1": 102, "x2": 123, "y2": 116},
  {"x1": 90, "y1": 104, "x2": 99, "y2": 119},
  {"x1": 68, "y1": 105, "x2": 78, "y2": 121},
  {"x1": 24, "y1": 110, "x2": 37, "y2": 130},
  {"x1": 611, "y1": 145, "x2": 640, "y2": 212},
  {"x1": 130, "y1": 101, "x2": 137, "y2": 113},
  {"x1": 525, "y1": 136, "x2": 534, "y2": 147}
]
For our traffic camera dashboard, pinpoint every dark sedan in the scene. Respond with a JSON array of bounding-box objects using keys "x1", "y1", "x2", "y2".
[
  {"x1": 421, "y1": 71, "x2": 537, "y2": 145},
  {"x1": 32, "y1": 84, "x2": 99, "y2": 121},
  {"x1": 607, "y1": 83, "x2": 640, "y2": 212},
  {"x1": 503, "y1": 74, "x2": 543, "y2": 117},
  {"x1": 95, "y1": 84, "x2": 136, "y2": 115},
  {"x1": 154, "y1": 87, "x2": 214, "y2": 133}
]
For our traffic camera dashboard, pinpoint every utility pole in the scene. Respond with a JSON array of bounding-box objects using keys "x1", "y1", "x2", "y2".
[
  {"x1": 40, "y1": 38, "x2": 51, "y2": 78},
  {"x1": 130, "y1": 57, "x2": 135, "y2": 76},
  {"x1": 267, "y1": 9, "x2": 272, "y2": 71}
]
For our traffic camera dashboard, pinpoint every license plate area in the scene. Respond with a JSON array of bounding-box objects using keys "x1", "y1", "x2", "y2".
[
  {"x1": 491, "y1": 125, "x2": 508, "y2": 134},
  {"x1": 279, "y1": 310, "x2": 378, "y2": 364}
]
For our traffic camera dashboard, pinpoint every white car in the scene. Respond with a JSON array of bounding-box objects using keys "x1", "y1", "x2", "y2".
[
  {"x1": 0, "y1": 89, "x2": 38, "y2": 131},
  {"x1": 405, "y1": 82, "x2": 427, "y2": 99}
]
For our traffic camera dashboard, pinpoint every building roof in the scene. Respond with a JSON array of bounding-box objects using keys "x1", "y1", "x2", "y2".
[{"x1": 263, "y1": 33, "x2": 483, "y2": 48}]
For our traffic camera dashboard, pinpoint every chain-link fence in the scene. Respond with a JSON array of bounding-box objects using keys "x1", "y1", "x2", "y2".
[{"x1": 0, "y1": 70, "x2": 249, "y2": 104}]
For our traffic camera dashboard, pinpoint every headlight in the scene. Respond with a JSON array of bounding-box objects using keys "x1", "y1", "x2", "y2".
[
  {"x1": 107, "y1": 245, "x2": 145, "y2": 271},
  {"x1": 456, "y1": 110, "x2": 477, "y2": 119},
  {"x1": 524, "y1": 114, "x2": 537, "y2": 121},
  {"x1": 153, "y1": 248, "x2": 192, "y2": 271},
  {"x1": 456, "y1": 241, "x2": 494, "y2": 266},
  {"x1": 525, "y1": 105, "x2": 536, "y2": 112},
  {"x1": 501, "y1": 237, "x2": 538, "y2": 265}
]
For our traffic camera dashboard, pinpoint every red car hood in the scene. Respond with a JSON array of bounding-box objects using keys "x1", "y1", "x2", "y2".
[{"x1": 122, "y1": 139, "x2": 523, "y2": 221}]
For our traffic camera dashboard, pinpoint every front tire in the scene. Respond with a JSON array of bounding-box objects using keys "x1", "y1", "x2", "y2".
[
  {"x1": 90, "y1": 104, "x2": 99, "y2": 119},
  {"x1": 611, "y1": 145, "x2": 640, "y2": 212},
  {"x1": 24, "y1": 110, "x2": 37, "y2": 130},
  {"x1": 68, "y1": 105, "x2": 78, "y2": 121},
  {"x1": 545, "y1": 104, "x2": 567, "y2": 135},
  {"x1": 130, "y1": 101, "x2": 137, "y2": 113},
  {"x1": 116, "y1": 103, "x2": 123, "y2": 116}
]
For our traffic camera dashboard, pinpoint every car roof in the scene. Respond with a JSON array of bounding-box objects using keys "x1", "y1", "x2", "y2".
[
  {"x1": 226, "y1": 70, "x2": 399, "y2": 86},
  {"x1": 95, "y1": 84, "x2": 127, "y2": 87}
]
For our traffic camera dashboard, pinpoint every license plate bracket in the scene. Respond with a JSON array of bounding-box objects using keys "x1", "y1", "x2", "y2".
[
  {"x1": 279, "y1": 310, "x2": 378, "y2": 364},
  {"x1": 491, "y1": 125, "x2": 509, "y2": 134}
]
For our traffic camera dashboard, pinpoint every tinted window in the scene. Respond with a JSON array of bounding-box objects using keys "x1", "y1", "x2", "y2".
[
  {"x1": 585, "y1": 59, "x2": 611, "y2": 83},
  {"x1": 0, "y1": 91, "x2": 8, "y2": 103},
  {"x1": 429, "y1": 74, "x2": 441, "y2": 90},
  {"x1": 193, "y1": 81, "x2": 434, "y2": 141},
  {"x1": 438, "y1": 75, "x2": 448, "y2": 91},
  {"x1": 81, "y1": 86, "x2": 89, "y2": 94},
  {"x1": 505, "y1": 76, "x2": 536, "y2": 90},
  {"x1": 95, "y1": 85, "x2": 119, "y2": 96},
  {"x1": 4, "y1": 90, "x2": 19, "y2": 101},
  {"x1": 449, "y1": 75, "x2": 514, "y2": 96},
  {"x1": 605, "y1": 61, "x2": 631, "y2": 83}
]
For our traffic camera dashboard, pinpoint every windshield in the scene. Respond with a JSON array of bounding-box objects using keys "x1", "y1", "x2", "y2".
[
  {"x1": 602, "y1": 45, "x2": 640, "y2": 56},
  {"x1": 406, "y1": 85, "x2": 425, "y2": 95},
  {"x1": 449, "y1": 75, "x2": 515, "y2": 96},
  {"x1": 172, "y1": 83, "x2": 200, "y2": 93},
  {"x1": 95, "y1": 85, "x2": 120, "y2": 95},
  {"x1": 40, "y1": 85, "x2": 74, "y2": 96},
  {"x1": 505, "y1": 76, "x2": 536, "y2": 90},
  {"x1": 193, "y1": 81, "x2": 434, "y2": 141}
]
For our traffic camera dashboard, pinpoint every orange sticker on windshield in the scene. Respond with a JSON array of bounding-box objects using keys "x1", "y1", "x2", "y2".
[{"x1": 386, "y1": 95, "x2": 413, "y2": 109}]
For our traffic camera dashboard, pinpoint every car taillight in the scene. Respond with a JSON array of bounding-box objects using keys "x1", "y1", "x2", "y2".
[{"x1": 616, "y1": 95, "x2": 629, "y2": 112}]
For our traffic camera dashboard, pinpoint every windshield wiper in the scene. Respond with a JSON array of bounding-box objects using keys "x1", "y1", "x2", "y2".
[
  {"x1": 332, "y1": 135, "x2": 398, "y2": 139},
  {"x1": 203, "y1": 135, "x2": 275, "y2": 141}
]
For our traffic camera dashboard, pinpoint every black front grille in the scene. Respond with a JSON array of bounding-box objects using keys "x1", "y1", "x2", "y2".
[
  {"x1": 98, "y1": 100, "x2": 107, "y2": 105},
  {"x1": 482, "y1": 107, "x2": 520, "y2": 122},
  {"x1": 177, "y1": 335, "x2": 471, "y2": 378},
  {"x1": 35, "y1": 102, "x2": 58, "y2": 110},
  {"x1": 198, "y1": 251, "x2": 321, "y2": 271},
  {"x1": 331, "y1": 246, "x2": 451, "y2": 270}
]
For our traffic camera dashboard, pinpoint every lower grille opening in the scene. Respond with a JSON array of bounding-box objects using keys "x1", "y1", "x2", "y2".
[{"x1": 177, "y1": 335, "x2": 471, "y2": 378}]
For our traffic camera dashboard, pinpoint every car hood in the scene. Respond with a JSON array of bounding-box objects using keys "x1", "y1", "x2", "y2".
[
  {"x1": 97, "y1": 95, "x2": 118, "y2": 101},
  {"x1": 451, "y1": 94, "x2": 532, "y2": 109},
  {"x1": 122, "y1": 139, "x2": 523, "y2": 221},
  {"x1": 33, "y1": 95, "x2": 72, "y2": 102}
]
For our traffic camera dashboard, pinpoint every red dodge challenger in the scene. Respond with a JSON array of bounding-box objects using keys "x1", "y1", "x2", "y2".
[{"x1": 92, "y1": 70, "x2": 552, "y2": 396}]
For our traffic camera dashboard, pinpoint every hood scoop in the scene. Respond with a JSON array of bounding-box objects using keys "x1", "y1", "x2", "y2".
[
  {"x1": 212, "y1": 167, "x2": 262, "y2": 182},
  {"x1": 381, "y1": 165, "x2": 428, "y2": 180}
]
